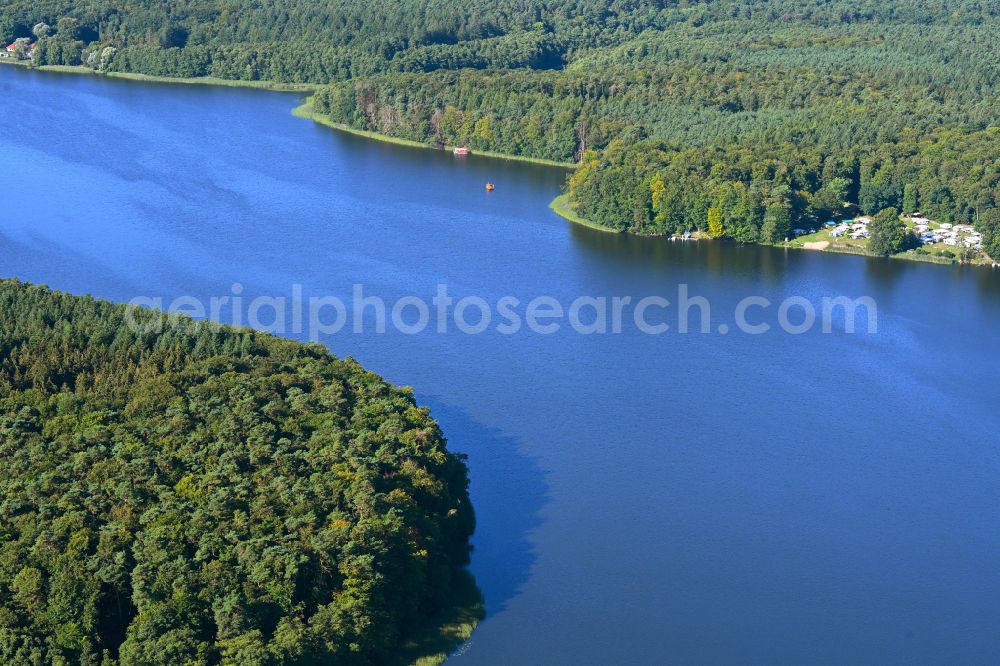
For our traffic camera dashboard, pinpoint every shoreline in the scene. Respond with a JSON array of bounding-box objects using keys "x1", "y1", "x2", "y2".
[
  {"x1": 551, "y1": 194, "x2": 997, "y2": 269},
  {"x1": 788, "y1": 242, "x2": 992, "y2": 267},
  {"x1": 1, "y1": 60, "x2": 316, "y2": 92},
  {"x1": 549, "y1": 194, "x2": 619, "y2": 233},
  {"x1": 8, "y1": 60, "x2": 993, "y2": 270},
  {"x1": 5, "y1": 60, "x2": 489, "y2": 666},
  {"x1": 4, "y1": 61, "x2": 571, "y2": 167},
  {"x1": 294, "y1": 101, "x2": 575, "y2": 169}
]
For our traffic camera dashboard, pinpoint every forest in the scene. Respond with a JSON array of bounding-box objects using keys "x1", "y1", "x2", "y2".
[
  {"x1": 3, "y1": 0, "x2": 1000, "y2": 251},
  {"x1": 0, "y1": 280, "x2": 475, "y2": 665}
]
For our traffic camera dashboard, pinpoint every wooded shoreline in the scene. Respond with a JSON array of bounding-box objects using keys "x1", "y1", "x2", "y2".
[{"x1": 9, "y1": 61, "x2": 994, "y2": 271}]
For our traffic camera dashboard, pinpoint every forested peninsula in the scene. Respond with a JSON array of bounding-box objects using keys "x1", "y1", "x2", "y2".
[
  {"x1": 0, "y1": 280, "x2": 477, "y2": 665},
  {"x1": 4, "y1": 0, "x2": 1000, "y2": 258}
]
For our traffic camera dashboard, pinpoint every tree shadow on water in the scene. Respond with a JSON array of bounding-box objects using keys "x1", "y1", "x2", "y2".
[
  {"x1": 424, "y1": 399, "x2": 549, "y2": 619},
  {"x1": 391, "y1": 400, "x2": 547, "y2": 664}
]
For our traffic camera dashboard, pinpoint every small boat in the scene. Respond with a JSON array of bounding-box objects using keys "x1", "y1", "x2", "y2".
[
  {"x1": 453, "y1": 146, "x2": 469, "y2": 156},
  {"x1": 485, "y1": 182, "x2": 495, "y2": 192}
]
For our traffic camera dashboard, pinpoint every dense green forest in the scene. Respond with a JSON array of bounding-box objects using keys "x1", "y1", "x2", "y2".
[
  {"x1": 2, "y1": 0, "x2": 1000, "y2": 248},
  {"x1": 0, "y1": 280, "x2": 475, "y2": 665}
]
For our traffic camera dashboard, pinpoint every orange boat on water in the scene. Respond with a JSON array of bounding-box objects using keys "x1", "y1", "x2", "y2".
[
  {"x1": 485, "y1": 182, "x2": 495, "y2": 191},
  {"x1": 454, "y1": 146, "x2": 469, "y2": 156}
]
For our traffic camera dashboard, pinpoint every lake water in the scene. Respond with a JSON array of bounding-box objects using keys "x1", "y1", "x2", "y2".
[{"x1": 3, "y1": 65, "x2": 1000, "y2": 664}]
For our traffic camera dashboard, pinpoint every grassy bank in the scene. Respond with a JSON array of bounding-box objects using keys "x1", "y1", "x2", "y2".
[
  {"x1": 295, "y1": 101, "x2": 574, "y2": 168},
  {"x1": 466, "y1": 146, "x2": 573, "y2": 169},
  {"x1": 294, "y1": 102, "x2": 435, "y2": 150},
  {"x1": 549, "y1": 194, "x2": 619, "y2": 233},
  {"x1": 783, "y1": 225, "x2": 999, "y2": 266},
  {"x1": 105, "y1": 70, "x2": 314, "y2": 91},
  {"x1": 783, "y1": 237, "x2": 998, "y2": 266},
  {"x1": 0, "y1": 60, "x2": 314, "y2": 92},
  {"x1": 891, "y1": 250, "x2": 964, "y2": 265}
]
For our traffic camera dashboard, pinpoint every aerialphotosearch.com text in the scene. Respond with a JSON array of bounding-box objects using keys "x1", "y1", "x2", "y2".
[{"x1": 126, "y1": 283, "x2": 878, "y2": 339}]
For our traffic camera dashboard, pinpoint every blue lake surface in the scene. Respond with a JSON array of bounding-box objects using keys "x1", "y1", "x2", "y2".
[{"x1": 3, "y1": 65, "x2": 1000, "y2": 664}]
